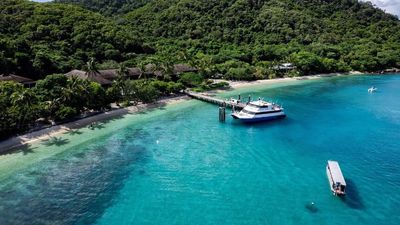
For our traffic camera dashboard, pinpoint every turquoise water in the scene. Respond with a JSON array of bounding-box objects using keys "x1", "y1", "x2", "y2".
[{"x1": 0, "y1": 75, "x2": 399, "y2": 225}]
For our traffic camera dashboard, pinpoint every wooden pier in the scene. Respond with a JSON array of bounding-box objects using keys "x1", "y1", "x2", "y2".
[{"x1": 185, "y1": 91, "x2": 247, "y2": 109}]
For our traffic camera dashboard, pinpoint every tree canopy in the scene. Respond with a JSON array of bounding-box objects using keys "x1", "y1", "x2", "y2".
[
  {"x1": 54, "y1": 0, "x2": 152, "y2": 15},
  {"x1": 1, "y1": 0, "x2": 400, "y2": 79},
  {"x1": 0, "y1": 0, "x2": 148, "y2": 79}
]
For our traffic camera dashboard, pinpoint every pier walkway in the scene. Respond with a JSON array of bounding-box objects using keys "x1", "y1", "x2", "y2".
[{"x1": 185, "y1": 91, "x2": 247, "y2": 109}]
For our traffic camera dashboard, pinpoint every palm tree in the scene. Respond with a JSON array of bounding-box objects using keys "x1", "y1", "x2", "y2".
[
  {"x1": 11, "y1": 88, "x2": 37, "y2": 130},
  {"x1": 177, "y1": 50, "x2": 196, "y2": 67},
  {"x1": 196, "y1": 55, "x2": 213, "y2": 78},
  {"x1": 147, "y1": 62, "x2": 158, "y2": 81},
  {"x1": 85, "y1": 57, "x2": 100, "y2": 78},
  {"x1": 115, "y1": 64, "x2": 129, "y2": 100},
  {"x1": 138, "y1": 62, "x2": 147, "y2": 79},
  {"x1": 63, "y1": 76, "x2": 88, "y2": 110},
  {"x1": 11, "y1": 88, "x2": 36, "y2": 109},
  {"x1": 117, "y1": 63, "x2": 129, "y2": 78},
  {"x1": 159, "y1": 59, "x2": 174, "y2": 81}
]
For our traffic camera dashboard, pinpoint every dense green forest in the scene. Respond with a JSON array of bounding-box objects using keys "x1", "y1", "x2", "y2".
[
  {"x1": 1, "y1": 0, "x2": 400, "y2": 80},
  {"x1": 127, "y1": 0, "x2": 400, "y2": 76},
  {"x1": 54, "y1": 0, "x2": 152, "y2": 15},
  {"x1": 0, "y1": 0, "x2": 149, "y2": 79}
]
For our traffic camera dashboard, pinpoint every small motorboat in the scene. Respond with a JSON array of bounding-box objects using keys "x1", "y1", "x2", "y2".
[
  {"x1": 368, "y1": 86, "x2": 377, "y2": 93},
  {"x1": 326, "y1": 160, "x2": 346, "y2": 196}
]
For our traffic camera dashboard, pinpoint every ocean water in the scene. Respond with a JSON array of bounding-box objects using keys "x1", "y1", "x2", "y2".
[{"x1": 0, "y1": 75, "x2": 399, "y2": 225}]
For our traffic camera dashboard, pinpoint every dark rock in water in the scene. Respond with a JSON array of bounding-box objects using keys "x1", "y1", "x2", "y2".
[{"x1": 305, "y1": 202, "x2": 318, "y2": 213}]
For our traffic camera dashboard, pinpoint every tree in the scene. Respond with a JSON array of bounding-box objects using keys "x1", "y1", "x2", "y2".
[
  {"x1": 137, "y1": 62, "x2": 147, "y2": 79},
  {"x1": 85, "y1": 57, "x2": 100, "y2": 78},
  {"x1": 62, "y1": 76, "x2": 90, "y2": 111},
  {"x1": 291, "y1": 51, "x2": 323, "y2": 75},
  {"x1": 86, "y1": 82, "x2": 107, "y2": 110},
  {"x1": 159, "y1": 58, "x2": 174, "y2": 81},
  {"x1": 179, "y1": 72, "x2": 204, "y2": 87},
  {"x1": 0, "y1": 81, "x2": 25, "y2": 137},
  {"x1": 124, "y1": 80, "x2": 160, "y2": 104}
]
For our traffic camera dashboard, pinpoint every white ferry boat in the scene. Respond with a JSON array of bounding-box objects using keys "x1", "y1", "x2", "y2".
[
  {"x1": 326, "y1": 160, "x2": 346, "y2": 196},
  {"x1": 231, "y1": 99, "x2": 285, "y2": 122}
]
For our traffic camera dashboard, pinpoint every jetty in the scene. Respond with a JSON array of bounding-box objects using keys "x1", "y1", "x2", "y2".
[{"x1": 185, "y1": 91, "x2": 247, "y2": 110}]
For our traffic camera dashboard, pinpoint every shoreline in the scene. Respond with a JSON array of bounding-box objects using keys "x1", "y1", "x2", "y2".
[
  {"x1": 215, "y1": 71, "x2": 363, "y2": 89},
  {"x1": 0, "y1": 96, "x2": 190, "y2": 153},
  {"x1": 0, "y1": 71, "x2": 388, "y2": 152}
]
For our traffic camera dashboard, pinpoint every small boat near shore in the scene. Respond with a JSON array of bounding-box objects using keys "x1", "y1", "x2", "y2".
[
  {"x1": 326, "y1": 160, "x2": 346, "y2": 196},
  {"x1": 231, "y1": 98, "x2": 285, "y2": 122},
  {"x1": 368, "y1": 86, "x2": 377, "y2": 93}
]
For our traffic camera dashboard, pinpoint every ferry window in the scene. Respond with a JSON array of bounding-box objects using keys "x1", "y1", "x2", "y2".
[{"x1": 242, "y1": 110, "x2": 254, "y2": 115}]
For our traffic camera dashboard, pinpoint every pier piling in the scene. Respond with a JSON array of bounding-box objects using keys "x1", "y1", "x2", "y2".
[{"x1": 219, "y1": 107, "x2": 226, "y2": 122}]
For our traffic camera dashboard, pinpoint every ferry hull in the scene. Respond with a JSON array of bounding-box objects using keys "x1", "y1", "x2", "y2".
[{"x1": 231, "y1": 114, "x2": 286, "y2": 123}]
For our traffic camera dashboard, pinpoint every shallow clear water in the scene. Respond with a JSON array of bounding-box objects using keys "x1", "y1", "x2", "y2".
[{"x1": 0, "y1": 75, "x2": 399, "y2": 225}]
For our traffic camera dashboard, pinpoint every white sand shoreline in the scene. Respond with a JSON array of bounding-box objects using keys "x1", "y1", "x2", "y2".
[
  {"x1": 216, "y1": 71, "x2": 363, "y2": 89},
  {"x1": 0, "y1": 71, "x2": 370, "y2": 152},
  {"x1": 0, "y1": 96, "x2": 190, "y2": 153}
]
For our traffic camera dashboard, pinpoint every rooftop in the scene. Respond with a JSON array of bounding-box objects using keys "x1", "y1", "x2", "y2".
[
  {"x1": 64, "y1": 70, "x2": 113, "y2": 85},
  {"x1": 64, "y1": 64, "x2": 197, "y2": 84},
  {"x1": 0, "y1": 74, "x2": 35, "y2": 84}
]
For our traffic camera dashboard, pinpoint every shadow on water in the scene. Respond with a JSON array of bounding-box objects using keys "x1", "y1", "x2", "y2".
[
  {"x1": 0, "y1": 143, "x2": 38, "y2": 156},
  {"x1": 88, "y1": 122, "x2": 105, "y2": 130},
  {"x1": 340, "y1": 179, "x2": 365, "y2": 210},
  {"x1": 98, "y1": 115, "x2": 124, "y2": 124},
  {"x1": 20, "y1": 144, "x2": 38, "y2": 155},
  {"x1": 93, "y1": 115, "x2": 125, "y2": 126},
  {"x1": 67, "y1": 129, "x2": 82, "y2": 135},
  {"x1": 229, "y1": 116, "x2": 293, "y2": 128},
  {"x1": 305, "y1": 202, "x2": 319, "y2": 213},
  {"x1": 42, "y1": 137, "x2": 70, "y2": 147}
]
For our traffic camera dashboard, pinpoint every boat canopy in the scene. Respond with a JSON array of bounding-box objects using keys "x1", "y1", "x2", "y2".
[
  {"x1": 249, "y1": 100, "x2": 272, "y2": 107},
  {"x1": 327, "y1": 160, "x2": 346, "y2": 185}
]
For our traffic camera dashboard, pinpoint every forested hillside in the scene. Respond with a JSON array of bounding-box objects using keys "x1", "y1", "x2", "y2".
[
  {"x1": 1, "y1": 0, "x2": 400, "y2": 80},
  {"x1": 0, "y1": 0, "x2": 148, "y2": 79},
  {"x1": 54, "y1": 0, "x2": 152, "y2": 15},
  {"x1": 126, "y1": 0, "x2": 400, "y2": 76}
]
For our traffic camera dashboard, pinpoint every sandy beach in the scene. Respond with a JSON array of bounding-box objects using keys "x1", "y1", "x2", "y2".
[
  {"x1": 0, "y1": 96, "x2": 190, "y2": 153},
  {"x1": 217, "y1": 72, "x2": 362, "y2": 89},
  {"x1": 0, "y1": 71, "x2": 363, "y2": 152}
]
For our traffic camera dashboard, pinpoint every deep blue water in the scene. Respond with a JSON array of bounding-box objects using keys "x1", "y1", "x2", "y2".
[{"x1": 0, "y1": 75, "x2": 399, "y2": 225}]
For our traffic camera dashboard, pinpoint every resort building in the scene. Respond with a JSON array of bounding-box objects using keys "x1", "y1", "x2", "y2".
[
  {"x1": 64, "y1": 70, "x2": 113, "y2": 86},
  {"x1": 64, "y1": 64, "x2": 197, "y2": 85},
  {"x1": 274, "y1": 63, "x2": 296, "y2": 71},
  {"x1": 0, "y1": 74, "x2": 36, "y2": 87}
]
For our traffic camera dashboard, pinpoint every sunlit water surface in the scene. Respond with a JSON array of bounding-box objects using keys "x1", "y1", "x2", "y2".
[{"x1": 0, "y1": 75, "x2": 399, "y2": 225}]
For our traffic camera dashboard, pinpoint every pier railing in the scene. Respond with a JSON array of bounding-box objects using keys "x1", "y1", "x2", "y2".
[{"x1": 184, "y1": 91, "x2": 246, "y2": 110}]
